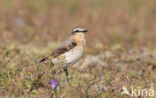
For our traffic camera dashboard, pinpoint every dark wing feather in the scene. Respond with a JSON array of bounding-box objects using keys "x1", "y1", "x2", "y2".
[
  {"x1": 40, "y1": 37, "x2": 76, "y2": 63},
  {"x1": 51, "y1": 42, "x2": 76, "y2": 58}
]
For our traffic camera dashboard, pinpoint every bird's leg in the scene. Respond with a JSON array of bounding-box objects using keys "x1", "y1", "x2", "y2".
[
  {"x1": 64, "y1": 66, "x2": 68, "y2": 76},
  {"x1": 64, "y1": 66, "x2": 70, "y2": 81}
]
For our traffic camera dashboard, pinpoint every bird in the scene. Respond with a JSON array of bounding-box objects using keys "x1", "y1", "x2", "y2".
[{"x1": 40, "y1": 26, "x2": 88, "y2": 75}]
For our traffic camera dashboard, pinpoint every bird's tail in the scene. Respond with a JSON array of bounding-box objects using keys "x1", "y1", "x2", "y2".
[
  {"x1": 40, "y1": 57, "x2": 48, "y2": 63},
  {"x1": 40, "y1": 55, "x2": 53, "y2": 63}
]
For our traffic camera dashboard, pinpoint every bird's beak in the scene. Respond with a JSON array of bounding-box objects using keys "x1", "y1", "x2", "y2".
[{"x1": 83, "y1": 30, "x2": 88, "y2": 32}]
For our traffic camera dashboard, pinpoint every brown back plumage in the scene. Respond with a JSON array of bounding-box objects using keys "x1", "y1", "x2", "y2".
[{"x1": 40, "y1": 37, "x2": 77, "y2": 63}]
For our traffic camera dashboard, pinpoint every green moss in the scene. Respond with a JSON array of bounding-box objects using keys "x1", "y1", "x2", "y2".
[
  {"x1": 32, "y1": 89, "x2": 38, "y2": 96},
  {"x1": 99, "y1": 92, "x2": 109, "y2": 98}
]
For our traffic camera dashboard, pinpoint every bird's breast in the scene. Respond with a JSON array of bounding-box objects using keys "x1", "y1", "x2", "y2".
[{"x1": 63, "y1": 47, "x2": 84, "y2": 66}]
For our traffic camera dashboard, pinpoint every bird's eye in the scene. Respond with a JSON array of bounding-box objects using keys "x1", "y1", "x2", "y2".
[{"x1": 75, "y1": 30, "x2": 79, "y2": 32}]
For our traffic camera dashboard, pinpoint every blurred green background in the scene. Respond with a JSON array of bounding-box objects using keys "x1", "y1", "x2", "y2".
[{"x1": 0, "y1": 0, "x2": 156, "y2": 48}]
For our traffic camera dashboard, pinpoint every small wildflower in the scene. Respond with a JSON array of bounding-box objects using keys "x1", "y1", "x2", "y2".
[{"x1": 51, "y1": 79, "x2": 56, "y2": 89}]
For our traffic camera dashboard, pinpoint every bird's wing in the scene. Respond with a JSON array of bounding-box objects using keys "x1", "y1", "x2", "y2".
[{"x1": 40, "y1": 37, "x2": 77, "y2": 63}]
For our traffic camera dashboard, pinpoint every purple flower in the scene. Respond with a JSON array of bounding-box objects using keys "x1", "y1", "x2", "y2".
[{"x1": 51, "y1": 79, "x2": 56, "y2": 89}]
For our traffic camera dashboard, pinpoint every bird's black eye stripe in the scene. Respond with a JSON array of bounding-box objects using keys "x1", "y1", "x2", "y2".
[
  {"x1": 75, "y1": 30, "x2": 88, "y2": 32},
  {"x1": 75, "y1": 30, "x2": 86, "y2": 32},
  {"x1": 71, "y1": 29, "x2": 88, "y2": 34},
  {"x1": 75, "y1": 30, "x2": 79, "y2": 32}
]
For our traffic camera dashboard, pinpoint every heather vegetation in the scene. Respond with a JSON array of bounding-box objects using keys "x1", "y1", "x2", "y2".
[{"x1": 0, "y1": 0, "x2": 156, "y2": 97}]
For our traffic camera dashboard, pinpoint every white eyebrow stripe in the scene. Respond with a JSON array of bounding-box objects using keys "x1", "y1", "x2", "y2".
[{"x1": 73, "y1": 28, "x2": 86, "y2": 32}]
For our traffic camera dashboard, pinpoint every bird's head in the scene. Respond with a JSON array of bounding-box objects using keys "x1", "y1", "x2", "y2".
[
  {"x1": 71, "y1": 26, "x2": 88, "y2": 43},
  {"x1": 71, "y1": 27, "x2": 88, "y2": 35}
]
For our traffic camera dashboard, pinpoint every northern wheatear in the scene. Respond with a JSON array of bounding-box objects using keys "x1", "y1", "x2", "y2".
[{"x1": 40, "y1": 27, "x2": 87, "y2": 73}]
